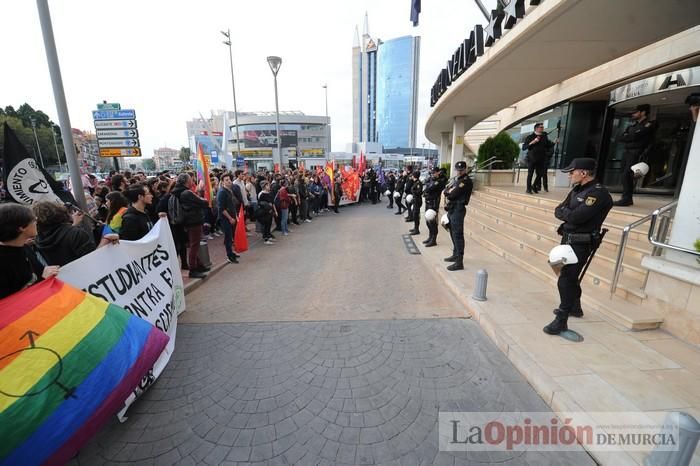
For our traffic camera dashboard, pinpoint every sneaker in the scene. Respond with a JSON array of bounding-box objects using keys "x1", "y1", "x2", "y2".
[
  {"x1": 283, "y1": 232, "x2": 289, "y2": 236},
  {"x1": 214, "y1": 231, "x2": 222, "y2": 237},
  {"x1": 188, "y1": 271, "x2": 207, "y2": 279},
  {"x1": 304, "y1": 219, "x2": 312, "y2": 223},
  {"x1": 264, "y1": 240, "x2": 274, "y2": 245},
  {"x1": 206, "y1": 234, "x2": 214, "y2": 240},
  {"x1": 227, "y1": 255, "x2": 239, "y2": 264}
]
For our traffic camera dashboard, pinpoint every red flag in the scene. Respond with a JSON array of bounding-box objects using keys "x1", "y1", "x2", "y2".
[{"x1": 234, "y1": 204, "x2": 249, "y2": 253}]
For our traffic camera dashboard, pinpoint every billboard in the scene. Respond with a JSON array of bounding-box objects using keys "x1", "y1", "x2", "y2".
[
  {"x1": 194, "y1": 134, "x2": 223, "y2": 164},
  {"x1": 243, "y1": 130, "x2": 297, "y2": 148}
]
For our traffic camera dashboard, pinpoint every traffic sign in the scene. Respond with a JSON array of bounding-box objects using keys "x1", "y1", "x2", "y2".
[
  {"x1": 100, "y1": 148, "x2": 141, "y2": 157},
  {"x1": 92, "y1": 109, "x2": 136, "y2": 120},
  {"x1": 97, "y1": 138, "x2": 139, "y2": 148},
  {"x1": 96, "y1": 129, "x2": 139, "y2": 139},
  {"x1": 97, "y1": 102, "x2": 121, "y2": 110},
  {"x1": 94, "y1": 119, "x2": 137, "y2": 129}
]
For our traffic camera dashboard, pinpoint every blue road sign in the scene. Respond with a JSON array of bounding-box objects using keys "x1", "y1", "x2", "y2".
[{"x1": 92, "y1": 109, "x2": 136, "y2": 120}]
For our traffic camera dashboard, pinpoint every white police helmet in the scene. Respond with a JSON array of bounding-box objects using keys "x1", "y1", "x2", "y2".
[
  {"x1": 406, "y1": 194, "x2": 414, "y2": 203},
  {"x1": 548, "y1": 245, "x2": 579, "y2": 276},
  {"x1": 393, "y1": 191, "x2": 401, "y2": 198},
  {"x1": 384, "y1": 190, "x2": 391, "y2": 196},
  {"x1": 425, "y1": 209, "x2": 437, "y2": 222},
  {"x1": 631, "y1": 162, "x2": 649, "y2": 178},
  {"x1": 440, "y1": 213, "x2": 450, "y2": 230},
  {"x1": 419, "y1": 174, "x2": 428, "y2": 184}
]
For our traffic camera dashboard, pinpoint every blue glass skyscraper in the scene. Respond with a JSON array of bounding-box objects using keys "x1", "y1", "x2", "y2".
[{"x1": 376, "y1": 36, "x2": 420, "y2": 149}]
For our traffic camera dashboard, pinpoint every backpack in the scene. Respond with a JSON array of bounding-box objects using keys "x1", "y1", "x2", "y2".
[{"x1": 168, "y1": 193, "x2": 185, "y2": 225}]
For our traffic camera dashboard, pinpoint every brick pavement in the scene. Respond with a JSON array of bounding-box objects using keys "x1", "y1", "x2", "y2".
[{"x1": 70, "y1": 319, "x2": 594, "y2": 465}]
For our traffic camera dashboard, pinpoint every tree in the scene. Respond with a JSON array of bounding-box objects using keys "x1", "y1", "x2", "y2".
[
  {"x1": 178, "y1": 146, "x2": 191, "y2": 163},
  {"x1": 477, "y1": 132, "x2": 520, "y2": 169},
  {"x1": 0, "y1": 103, "x2": 65, "y2": 169}
]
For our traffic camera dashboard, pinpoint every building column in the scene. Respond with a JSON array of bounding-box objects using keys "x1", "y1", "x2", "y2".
[
  {"x1": 440, "y1": 132, "x2": 451, "y2": 167},
  {"x1": 450, "y1": 116, "x2": 466, "y2": 169},
  {"x1": 666, "y1": 119, "x2": 700, "y2": 266}
]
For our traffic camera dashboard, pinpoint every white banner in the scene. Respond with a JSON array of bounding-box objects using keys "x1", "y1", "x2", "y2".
[{"x1": 58, "y1": 219, "x2": 185, "y2": 420}]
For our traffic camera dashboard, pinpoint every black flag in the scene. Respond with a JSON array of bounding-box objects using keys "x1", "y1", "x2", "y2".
[
  {"x1": 410, "y1": 0, "x2": 421, "y2": 26},
  {"x1": 1, "y1": 121, "x2": 67, "y2": 205}
]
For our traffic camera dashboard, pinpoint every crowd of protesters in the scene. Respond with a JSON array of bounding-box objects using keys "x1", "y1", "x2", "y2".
[{"x1": 0, "y1": 162, "x2": 429, "y2": 299}]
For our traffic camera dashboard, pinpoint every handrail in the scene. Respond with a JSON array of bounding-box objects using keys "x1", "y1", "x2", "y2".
[
  {"x1": 649, "y1": 201, "x2": 700, "y2": 256},
  {"x1": 610, "y1": 210, "x2": 656, "y2": 297},
  {"x1": 475, "y1": 157, "x2": 502, "y2": 171}
]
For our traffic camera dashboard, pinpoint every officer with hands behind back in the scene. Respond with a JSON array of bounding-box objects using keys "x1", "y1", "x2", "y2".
[
  {"x1": 543, "y1": 158, "x2": 612, "y2": 335},
  {"x1": 443, "y1": 161, "x2": 473, "y2": 271}
]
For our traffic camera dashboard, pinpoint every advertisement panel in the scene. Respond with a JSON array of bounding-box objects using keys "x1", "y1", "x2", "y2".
[{"x1": 242, "y1": 130, "x2": 297, "y2": 148}]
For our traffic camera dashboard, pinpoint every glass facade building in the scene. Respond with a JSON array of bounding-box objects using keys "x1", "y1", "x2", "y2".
[{"x1": 376, "y1": 36, "x2": 420, "y2": 149}]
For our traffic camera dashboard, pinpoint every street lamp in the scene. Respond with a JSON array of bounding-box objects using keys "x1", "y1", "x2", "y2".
[
  {"x1": 51, "y1": 125, "x2": 64, "y2": 172},
  {"x1": 29, "y1": 117, "x2": 46, "y2": 168},
  {"x1": 322, "y1": 84, "x2": 331, "y2": 157},
  {"x1": 221, "y1": 29, "x2": 242, "y2": 167},
  {"x1": 267, "y1": 55, "x2": 283, "y2": 170}
]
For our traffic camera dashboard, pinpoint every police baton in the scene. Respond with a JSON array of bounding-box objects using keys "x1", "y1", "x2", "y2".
[{"x1": 578, "y1": 228, "x2": 608, "y2": 284}]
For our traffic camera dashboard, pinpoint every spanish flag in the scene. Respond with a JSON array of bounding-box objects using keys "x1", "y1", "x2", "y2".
[{"x1": 0, "y1": 279, "x2": 169, "y2": 465}]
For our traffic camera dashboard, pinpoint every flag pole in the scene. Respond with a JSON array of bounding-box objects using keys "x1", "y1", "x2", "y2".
[{"x1": 36, "y1": 0, "x2": 86, "y2": 209}]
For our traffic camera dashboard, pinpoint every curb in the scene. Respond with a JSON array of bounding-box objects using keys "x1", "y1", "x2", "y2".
[
  {"x1": 183, "y1": 260, "x2": 230, "y2": 295},
  {"x1": 418, "y1": 242, "x2": 637, "y2": 466}
]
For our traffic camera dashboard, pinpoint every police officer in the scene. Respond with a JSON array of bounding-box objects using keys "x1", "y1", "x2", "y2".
[
  {"x1": 422, "y1": 167, "x2": 446, "y2": 247},
  {"x1": 544, "y1": 158, "x2": 613, "y2": 335},
  {"x1": 403, "y1": 166, "x2": 414, "y2": 222},
  {"x1": 386, "y1": 171, "x2": 396, "y2": 209},
  {"x1": 443, "y1": 161, "x2": 473, "y2": 271},
  {"x1": 394, "y1": 171, "x2": 406, "y2": 215},
  {"x1": 614, "y1": 104, "x2": 656, "y2": 207},
  {"x1": 408, "y1": 171, "x2": 423, "y2": 235}
]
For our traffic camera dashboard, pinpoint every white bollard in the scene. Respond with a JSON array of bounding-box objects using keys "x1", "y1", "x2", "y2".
[{"x1": 472, "y1": 269, "x2": 488, "y2": 301}]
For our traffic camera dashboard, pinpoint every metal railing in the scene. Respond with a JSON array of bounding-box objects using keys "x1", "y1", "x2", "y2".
[
  {"x1": 473, "y1": 157, "x2": 502, "y2": 185},
  {"x1": 648, "y1": 201, "x2": 700, "y2": 257},
  {"x1": 610, "y1": 212, "x2": 655, "y2": 297}
]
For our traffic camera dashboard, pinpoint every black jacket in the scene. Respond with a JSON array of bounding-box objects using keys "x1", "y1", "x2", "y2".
[
  {"x1": 35, "y1": 223, "x2": 96, "y2": 266},
  {"x1": 522, "y1": 132, "x2": 554, "y2": 163},
  {"x1": 120, "y1": 206, "x2": 154, "y2": 241},
  {"x1": 171, "y1": 184, "x2": 209, "y2": 226},
  {"x1": 0, "y1": 245, "x2": 44, "y2": 299},
  {"x1": 555, "y1": 179, "x2": 613, "y2": 234}
]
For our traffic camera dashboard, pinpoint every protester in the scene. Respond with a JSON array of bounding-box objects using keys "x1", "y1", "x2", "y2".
[
  {"x1": 217, "y1": 173, "x2": 241, "y2": 264},
  {"x1": 0, "y1": 204, "x2": 60, "y2": 299},
  {"x1": 171, "y1": 173, "x2": 210, "y2": 278},
  {"x1": 278, "y1": 180, "x2": 291, "y2": 235},
  {"x1": 104, "y1": 191, "x2": 129, "y2": 235},
  {"x1": 33, "y1": 201, "x2": 96, "y2": 266},
  {"x1": 120, "y1": 183, "x2": 156, "y2": 241}
]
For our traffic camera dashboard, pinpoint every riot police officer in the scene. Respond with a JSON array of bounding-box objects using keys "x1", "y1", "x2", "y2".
[
  {"x1": 386, "y1": 171, "x2": 396, "y2": 209},
  {"x1": 408, "y1": 171, "x2": 423, "y2": 235},
  {"x1": 443, "y1": 161, "x2": 473, "y2": 271},
  {"x1": 422, "y1": 167, "x2": 446, "y2": 247},
  {"x1": 403, "y1": 166, "x2": 414, "y2": 222},
  {"x1": 543, "y1": 158, "x2": 613, "y2": 335},
  {"x1": 614, "y1": 104, "x2": 655, "y2": 206},
  {"x1": 394, "y1": 172, "x2": 405, "y2": 215}
]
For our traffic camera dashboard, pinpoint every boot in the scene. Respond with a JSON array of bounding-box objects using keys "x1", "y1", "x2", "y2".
[
  {"x1": 409, "y1": 229, "x2": 420, "y2": 235},
  {"x1": 552, "y1": 307, "x2": 583, "y2": 318},
  {"x1": 422, "y1": 236, "x2": 432, "y2": 244},
  {"x1": 425, "y1": 238, "x2": 437, "y2": 247},
  {"x1": 543, "y1": 314, "x2": 568, "y2": 335},
  {"x1": 444, "y1": 255, "x2": 458, "y2": 262},
  {"x1": 446, "y1": 256, "x2": 463, "y2": 271}
]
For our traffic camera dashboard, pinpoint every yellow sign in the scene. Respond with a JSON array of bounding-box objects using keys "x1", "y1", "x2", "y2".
[{"x1": 99, "y1": 148, "x2": 141, "y2": 157}]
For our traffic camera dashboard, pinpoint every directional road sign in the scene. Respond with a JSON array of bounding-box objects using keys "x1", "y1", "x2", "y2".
[
  {"x1": 97, "y1": 102, "x2": 121, "y2": 110},
  {"x1": 96, "y1": 129, "x2": 139, "y2": 139},
  {"x1": 99, "y1": 148, "x2": 141, "y2": 157},
  {"x1": 98, "y1": 138, "x2": 139, "y2": 148},
  {"x1": 94, "y1": 119, "x2": 137, "y2": 129},
  {"x1": 92, "y1": 109, "x2": 136, "y2": 120}
]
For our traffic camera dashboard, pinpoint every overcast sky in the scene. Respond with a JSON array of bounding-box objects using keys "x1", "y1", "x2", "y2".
[{"x1": 2, "y1": 0, "x2": 484, "y2": 159}]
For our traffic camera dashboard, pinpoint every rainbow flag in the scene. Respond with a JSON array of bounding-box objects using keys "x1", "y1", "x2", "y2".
[
  {"x1": 196, "y1": 143, "x2": 213, "y2": 207},
  {"x1": 324, "y1": 162, "x2": 335, "y2": 202},
  {"x1": 0, "y1": 278, "x2": 169, "y2": 465}
]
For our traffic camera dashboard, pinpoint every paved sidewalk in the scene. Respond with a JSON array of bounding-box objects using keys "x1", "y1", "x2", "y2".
[{"x1": 413, "y1": 222, "x2": 700, "y2": 465}]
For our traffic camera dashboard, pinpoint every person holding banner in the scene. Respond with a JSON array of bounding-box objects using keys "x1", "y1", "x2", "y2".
[{"x1": 0, "y1": 204, "x2": 60, "y2": 299}]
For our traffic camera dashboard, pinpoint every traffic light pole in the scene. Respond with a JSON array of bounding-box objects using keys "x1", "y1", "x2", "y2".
[{"x1": 36, "y1": 0, "x2": 87, "y2": 209}]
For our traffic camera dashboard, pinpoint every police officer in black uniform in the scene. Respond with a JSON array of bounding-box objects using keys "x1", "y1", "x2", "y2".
[
  {"x1": 403, "y1": 166, "x2": 414, "y2": 222},
  {"x1": 543, "y1": 158, "x2": 613, "y2": 335},
  {"x1": 422, "y1": 167, "x2": 446, "y2": 247},
  {"x1": 408, "y1": 171, "x2": 423, "y2": 235},
  {"x1": 443, "y1": 161, "x2": 473, "y2": 271},
  {"x1": 394, "y1": 172, "x2": 405, "y2": 215},
  {"x1": 386, "y1": 171, "x2": 396, "y2": 209},
  {"x1": 614, "y1": 104, "x2": 655, "y2": 207}
]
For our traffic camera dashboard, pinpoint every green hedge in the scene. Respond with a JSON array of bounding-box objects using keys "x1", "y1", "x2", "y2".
[{"x1": 476, "y1": 132, "x2": 520, "y2": 169}]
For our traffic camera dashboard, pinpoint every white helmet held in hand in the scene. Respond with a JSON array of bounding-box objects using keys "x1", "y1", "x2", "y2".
[
  {"x1": 440, "y1": 213, "x2": 450, "y2": 229},
  {"x1": 393, "y1": 191, "x2": 401, "y2": 198},
  {"x1": 384, "y1": 190, "x2": 391, "y2": 196},
  {"x1": 631, "y1": 162, "x2": 649, "y2": 178},
  {"x1": 406, "y1": 194, "x2": 414, "y2": 203},
  {"x1": 425, "y1": 209, "x2": 437, "y2": 222},
  {"x1": 548, "y1": 245, "x2": 578, "y2": 276}
]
